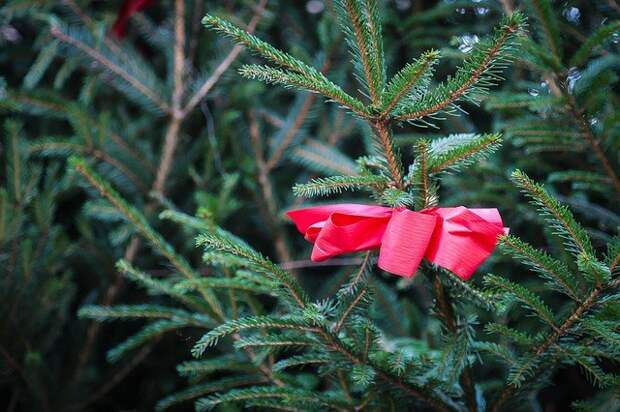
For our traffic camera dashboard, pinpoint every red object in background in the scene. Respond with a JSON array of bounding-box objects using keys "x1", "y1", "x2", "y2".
[{"x1": 112, "y1": 0, "x2": 157, "y2": 38}]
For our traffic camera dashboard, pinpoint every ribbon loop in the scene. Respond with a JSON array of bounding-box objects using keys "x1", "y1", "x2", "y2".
[{"x1": 287, "y1": 204, "x2": 507, "y2": 280}]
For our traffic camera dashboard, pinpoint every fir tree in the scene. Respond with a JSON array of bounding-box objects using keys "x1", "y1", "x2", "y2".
[
  {"x1": 3, "y1": 1, "x2": 620, "y2": 410},
  {"x1": 76, "y1": 3, "x2": 533, "y2": 410}
]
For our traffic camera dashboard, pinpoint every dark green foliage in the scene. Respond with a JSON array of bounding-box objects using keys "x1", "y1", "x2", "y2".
[{"x1": 2, "y1": 0, "x2": 620, "y2": 411}]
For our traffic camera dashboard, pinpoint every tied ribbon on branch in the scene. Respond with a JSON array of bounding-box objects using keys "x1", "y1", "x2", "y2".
[{"x1": 288, "y1": 204, "x2": 508, "y2": 280}]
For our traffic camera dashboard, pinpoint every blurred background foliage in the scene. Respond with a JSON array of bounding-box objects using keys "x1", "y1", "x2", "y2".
[{"x1": 0, "y1": 0, "x2": 619, "y2": 410}]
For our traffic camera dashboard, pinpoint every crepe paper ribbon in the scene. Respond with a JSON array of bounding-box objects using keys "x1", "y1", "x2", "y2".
[
  {"x1": 287, "y1": 204, "x2": 508, "y2": 280},
  {"x1": 112, "y1": 0, "x2": 157, "y2": 38}
]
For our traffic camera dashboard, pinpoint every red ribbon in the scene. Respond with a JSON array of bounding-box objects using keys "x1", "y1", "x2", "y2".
[
  {"x1": 287, "y1": 204, "x2": 508, "y2": 280},
  {"x1": 112, "y1": 0, "x2": 157, "y2": 38}
]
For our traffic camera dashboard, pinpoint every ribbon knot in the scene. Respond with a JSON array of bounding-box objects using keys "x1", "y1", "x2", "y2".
[{"x1": 287, "y1": 204, "x2": 508, "y2": 280}]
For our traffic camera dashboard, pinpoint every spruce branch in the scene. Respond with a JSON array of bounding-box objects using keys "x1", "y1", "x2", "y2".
[
  {"x1": 362, "y1": 0, "x2": 385, "y2": 95},
  {"x1": 381, "y1": 50, "x2": 440, "y2": 115},
  {"x1": 116, "y1": 260, "x2": 209, "y2": 312},
  {"x1": 484, "y1": 323, "x2": 538, "y2": 347},
  {"x1": 484, "y1": 274, "x2": 559, "y2": 332},
  {"x1": 233, "y1": 335, "x2": 316, "y2": 350},
  {"x1": 196, "y1": 232, "x2": 308, "y2": 308},
  {"x1": 429, "y1": 133, "x2": 502, "y2": 174},
  {"x1": 334, "y1": 253, "x2": 373, "y2": 333},
  {"x1": 156, "y1": 376, "x2": 267, "y2": 412},
  {"x1": 394, "y1": 12, "x2": 525, "y2": 123},
  {"x1": 202, "y1": 13, "x2": 322, "y2": 77},
  {"x1": 412, "y1": 139, "x2": 432, "y2": 208},
  {"x1": 511, "y1": 170, "x2": 595, "y2": 258},
  {"x1": 337, "y1": 0, "x2": 383, "y2": 105},
  {"x1": 195, "y1": 387, "x2": 347, "y2": 412},
  {"x1": 475, "y1": 341, "x2": 516, "y2": 366},
  {"x1": 441, "y1": 270, "x2": 501, "y2": 312},
  {"x1": 70, "y1": 157, "x2": 226, "y2": 321},
  {"x1": 314, "y1": 324, "x2": 452, "y2": 411},
  {"x1": 239, "y1": 65, "x2": 367, "y2": 116},
  {"x1": 290, "y1": 140, "x2": 358, "y2": 176},
  {"x1": 30, "y1": 140, "x2": 148, "y2": 192},
  {"x1": 570, "y1": 21, "x2": 620, "y2": 67},
  {"x1": 527, "y1": 0, "x2": 562, "y2": 61},
  {"x1": 565, "y1": 92, "x2": 620, "y2": 196},
  {"x1": 176, "y1": 355, "x2": 253, "y2": 377},
  {"x1": 106, "y1": 319, "x2": 191, "y2": 362},
  {"x1": 606, "y1": 235, "x2": 620, "y2": 275},
  {"x1": 430, "y1": 270, "x2": 478, "y2": 412},
  {"x1": 272, "y1": 353, "x2": 331, "y2": 371},
  {"x1": 292, "y1": 174, "x2": 389, "y2": 197},
  {"x1": 191, "y1": 315, "x2": 315, "y2": 357},
  {"x1": 372, "y1": 120, "x2": 404, "y2": 188},
  {"x1": 499, "y1": 235, "x2": 582, "y2": 302},
  {"x1": 490, "y1": 277, "x2": 620, "y2": 411},
  {"x1": 78, "y1": 304, "x2": 212, "y2": 327}
]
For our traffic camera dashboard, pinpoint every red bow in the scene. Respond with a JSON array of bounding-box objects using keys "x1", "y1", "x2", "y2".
[
  {"x1": 287, "y1": 204, "x2": 508, "y2": 280},
  {"x1": 112, "y1": 0, "x2": 157, "y2": 38}
]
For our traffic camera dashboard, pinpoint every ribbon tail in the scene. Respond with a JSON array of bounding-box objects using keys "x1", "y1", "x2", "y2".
[{"x1": 378, "y1": 209, "x2": 437, "y2": 277}]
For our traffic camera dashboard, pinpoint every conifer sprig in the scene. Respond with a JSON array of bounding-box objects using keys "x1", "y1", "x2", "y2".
[
  {"x1": 428, "y1": 133, "x2": 502, "y2": 174},
  {"x1": 394, "y1": 13, "x2": 525, "y2": 124},
  {"x1": 499, "y1": 235, "x2": 582, "y2": 302},
  {"x1": 239, "y1": 65, "x2": 367, "y2": 116},
  {"x1": 511, "y1": 170, "x2": 594, "y2": 258},
  {"x1": 191, "y1": 315, "x2": 316, "y2": 357},
  {"x1": 381, "y1": 50, "x2": 440, "y2": 115},
  {"x1": 196, "y1": 232, "x2": 308, "y2": 308},
  {"x1": 202, "y1": 14, "x2": 318, "y2": 76},
  {"x1": 337, "y1": 0, "x2": 384, "y2": 105},
  {"x1": 488, "y1": 171, "x2": 620, "y2": 410},
  {"x1": 570, "y1": 21, "x2": 620, "y2": 67},
  {"x1": 70, "y1": 156, "x2": 225, "y2": 320},
  {"x1": 292, "y1": 175, "x2": 389, "y2": 197}
]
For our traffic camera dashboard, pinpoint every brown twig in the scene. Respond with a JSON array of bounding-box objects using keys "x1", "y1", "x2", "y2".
[
  {"x1": 372, "y1": 120, "x2": 403, "y2": 188},
  {"x1": 152, "y1": 0, "x2": 186, "y2": 195},
  {"x1": 266, "y1": 94, "x2": 317, "y2": 170},
  {"x1": 72, "y1": 0, "x2": 270, "y2": 400},
  {"x1": 431, "y1": 271, "x2": 477, "y2": 412},
  {"x1": 73, "y1": 0, "x2": 187, "y2": 384},
  {"x1": 498, "y1": 0, "x2": 514, "y2": 15},
  {"x1": 182, "y1": 0, "x2": 268, "y2": 116},
  {"x1": 248, "y1": 111, "x2": 293, "y2": 264}
]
